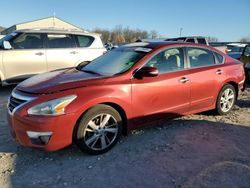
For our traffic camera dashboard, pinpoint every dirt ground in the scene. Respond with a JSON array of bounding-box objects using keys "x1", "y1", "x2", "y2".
[{"x1": 0, "y1": 85, "x2": 250, "y2": 188}]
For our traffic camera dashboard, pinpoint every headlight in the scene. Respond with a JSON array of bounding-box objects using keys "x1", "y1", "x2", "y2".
[{"x1": 27, "y1": 95, "x2": 77, "y2": 116}]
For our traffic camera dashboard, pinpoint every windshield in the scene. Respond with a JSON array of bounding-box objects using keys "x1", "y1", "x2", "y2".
[{"x1": 81, "y1": 47, "x2": 149, "y2": 76}]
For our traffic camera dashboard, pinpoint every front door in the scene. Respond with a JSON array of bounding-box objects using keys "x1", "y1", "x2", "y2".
[
  {"x1": 131, "y1": 47, "x2": 190, "y2": 125},
  {"x1": 3, "y1": 33, "x2": 46, "y2": 83}
]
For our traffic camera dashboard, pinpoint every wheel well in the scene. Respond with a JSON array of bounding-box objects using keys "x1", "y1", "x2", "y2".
[
  {"x1": 74, "y1": 102, "x2": 128, "y2": 139},
  {"x1": 227, "y1": 81, "x2": 239, "y2": 99},
  {"x1": 102, "y1": 102, "x2": 128, "y2": 135}
]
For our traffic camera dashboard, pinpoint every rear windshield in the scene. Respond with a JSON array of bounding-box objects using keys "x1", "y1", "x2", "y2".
[{"x1": 81, "y1": 47, "x2": 149, "y2": 76}]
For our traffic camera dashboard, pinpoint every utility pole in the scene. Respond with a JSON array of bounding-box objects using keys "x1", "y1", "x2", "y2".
[
  {"x1": 53, "y1": 12, "x2": 56, "y2": 28},
  {"x1": 179, "y1": 28, "x2": 183, "y2": 37}
]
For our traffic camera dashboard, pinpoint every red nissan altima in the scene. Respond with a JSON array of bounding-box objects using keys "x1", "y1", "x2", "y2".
[{"x1": 7, "y1": 42, "x2": 245, "y2": 154}]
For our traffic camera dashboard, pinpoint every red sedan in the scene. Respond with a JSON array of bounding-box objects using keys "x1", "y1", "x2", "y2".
[{"x1": 7, "y1": 42, "x2": 245, "y2": 154}]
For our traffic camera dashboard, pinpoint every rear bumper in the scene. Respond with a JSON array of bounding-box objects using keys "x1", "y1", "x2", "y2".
[{"x1": 7, "y1": 111, "x2": 76, "y2": 151}]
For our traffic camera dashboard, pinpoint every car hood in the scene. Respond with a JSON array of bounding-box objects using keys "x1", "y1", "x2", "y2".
[{"x1": 16, "y1": 68, "x2": 107, "y2": 94}]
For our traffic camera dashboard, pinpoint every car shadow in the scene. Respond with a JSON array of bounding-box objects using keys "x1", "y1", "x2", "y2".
[{"x1": 0, "y1": 117, "x2": 249, "y2": 187}]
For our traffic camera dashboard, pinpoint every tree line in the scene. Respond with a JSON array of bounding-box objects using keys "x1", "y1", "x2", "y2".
[
  {"x1": 92, "y1": 26, "x2": 161, "y2": 44},
  {"x1": 92, "y1": 26, "x2": 250, "y2": 45}
]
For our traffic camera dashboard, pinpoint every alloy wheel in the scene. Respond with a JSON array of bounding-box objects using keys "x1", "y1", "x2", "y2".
[
  {"x1": 220, "y1": 88, "x2": 235, "y2": 113},
  {"x1": 83, "y1": 113, "x2": 118, "y2": 151}
]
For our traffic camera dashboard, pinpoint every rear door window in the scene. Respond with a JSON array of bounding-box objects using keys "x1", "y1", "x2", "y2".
[
  {"x1": 47, "y1": 34, "x2": 76, "y2": 48},
  {"x1": 214, "y1": 52, "x2": 224, "y2": 64},
  {"x1": 75, "y1": 35, "x2": 94, "y2": 47},
  {"x1": 187, "y1": 47, "x2": 215, "y2": 68}
]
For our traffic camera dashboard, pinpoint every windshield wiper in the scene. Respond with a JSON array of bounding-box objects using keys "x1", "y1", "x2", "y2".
[{"x1": 81, "y1": 69, "x2": 102, "y2": 75}]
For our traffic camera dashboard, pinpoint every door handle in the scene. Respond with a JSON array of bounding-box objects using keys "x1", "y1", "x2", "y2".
[
  {"x1": 70, "y1": 51, "x2": 78, "y2": 55},
  {"x1": 179, "y1": 77, "x2": 190, "y2": 83},
  {"x1": 216, "y1": 69, "x2": 223, "y2": 75},
  {"x1": 35, "y1": 52, "x2": 44, "y2": 56}
]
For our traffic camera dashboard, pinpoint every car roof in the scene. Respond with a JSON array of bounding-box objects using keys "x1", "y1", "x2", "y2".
[
  {"x1": 122, "y1": 41, "x2": 209, "y2": 50},
  {"x1": 14, "y1": 28, "x2": 101, "y2": 37}
]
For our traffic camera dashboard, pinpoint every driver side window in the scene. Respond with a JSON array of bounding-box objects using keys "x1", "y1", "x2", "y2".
[
  {"x1": 10, "y1": 33, "x2": 43, "y2": 49},
  {"x1": 144, "y1": 47, "x2": 185, "y2": 74}
]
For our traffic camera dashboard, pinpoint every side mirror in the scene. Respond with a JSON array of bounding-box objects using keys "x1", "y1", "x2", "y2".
[
  {"x1": 3, "y1": 41, "x2": 12, "y2": 50},
  {"x1": 134, "y1": 66, "x2": 159, "y2": 79}
]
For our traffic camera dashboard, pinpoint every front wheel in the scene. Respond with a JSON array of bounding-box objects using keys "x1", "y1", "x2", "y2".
[
  {"x1": 216, "y1": 84, "x2": 236, "y2": 115},
  {"x1": 74, "y1": 104, "x2": 123, "y2": 155}
]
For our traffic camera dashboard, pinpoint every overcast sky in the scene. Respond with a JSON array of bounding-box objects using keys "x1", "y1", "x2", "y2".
[{"x1": 1, "y1": 0, "x2": 249, "y2": 41}]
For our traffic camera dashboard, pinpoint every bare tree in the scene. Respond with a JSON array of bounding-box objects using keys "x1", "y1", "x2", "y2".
[
  {"x1": 92, "y1": 25, "x2": 161, "y2": 44},
  {"x1": 92, "y1": 28, "x2": 110, "y2": 43},
  {"x1": 207, "y1": 36, "x2": 219, "y2": 42},
  {"x1": 240, "y1": 36, "x2": 250, "y2": 42},
  {"x1": 150, "y1": 30, "x2": 158, "y2": 39}
]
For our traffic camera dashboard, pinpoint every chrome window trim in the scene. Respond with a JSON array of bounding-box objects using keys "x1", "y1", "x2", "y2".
[
  {"x1": 131, "y1": 45, "x2": 226, "y2": 79},
  {"x1": 7, "y1": 91, "x2": 37, "y2": 115}
]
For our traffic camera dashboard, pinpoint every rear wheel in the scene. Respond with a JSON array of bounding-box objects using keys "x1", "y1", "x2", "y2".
[
  {"x1": 216, "y1": 84, "x2": 236, "y2": 115},
  {"x1": 74, "y1": 104, "x2": 122, "y2": 155}
]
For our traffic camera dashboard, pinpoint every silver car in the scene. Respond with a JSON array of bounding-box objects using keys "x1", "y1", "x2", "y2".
[{"x1": 0, "y1": 29, "x2": 106, "y2": 85}]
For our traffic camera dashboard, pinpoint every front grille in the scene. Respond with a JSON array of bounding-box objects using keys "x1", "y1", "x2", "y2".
[
  {"x1": 7, "y1": 90, "x2": 36, "y2": 113},
  {"x1": 8, "y1": 95, "x2": 27, "y2": 113}
]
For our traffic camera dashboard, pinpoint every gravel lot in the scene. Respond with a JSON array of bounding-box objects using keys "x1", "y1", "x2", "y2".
[{"x1": 0, "y1": 85, "x2": 250, "y2": 188}]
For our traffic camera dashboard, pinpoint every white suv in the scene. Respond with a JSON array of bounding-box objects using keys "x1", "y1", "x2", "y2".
[{"x1": 0, "y1": 29, "x2": 106, "y2": 85}]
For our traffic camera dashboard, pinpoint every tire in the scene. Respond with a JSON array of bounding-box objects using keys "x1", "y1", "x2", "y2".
[
  {"x1": 216, "y1": 84, "x2": 236, "y2": 115},
  {"x1": 74, "y1": 104, "x2": 123, "y2": 155}
]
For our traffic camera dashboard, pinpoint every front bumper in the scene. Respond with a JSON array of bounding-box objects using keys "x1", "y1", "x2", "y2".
[{"x1": 7, "y1": 111, "x2": 76, "y2": 151}]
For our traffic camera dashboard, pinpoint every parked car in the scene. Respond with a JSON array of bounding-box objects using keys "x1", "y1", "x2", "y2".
[
  {"x1": 240, "y1": 44, "x2": 250, "y2": 82},
  {"x1": 165, "y1": 36, "x2": 228, "y2": 54},
  {"x1": 0, "y1": 29, "x2": 106, "y2": 85},
  {"x1": 104, "y1": 42, "x2": 118, "y2": 51},
  {"x1": 227, "y1": 43, "x2": 247, "y2": 60},
  {"x1": 7, "y1": 42, "x2": 245, "y2": 155}
]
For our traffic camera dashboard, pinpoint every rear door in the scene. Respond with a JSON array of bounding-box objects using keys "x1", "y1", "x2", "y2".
[
  {"x1": 131, "y1": 47, "x2": 190, "y2": 125},
  {"x1": 3, "y1": 32, "x2": 46, "y2": 82},
  {"x1": 45, "y1": 33, "x2": 79, "y2": 71},
  {"x1": 186, "y1": 47, "x2": 226, "y2": 112}
]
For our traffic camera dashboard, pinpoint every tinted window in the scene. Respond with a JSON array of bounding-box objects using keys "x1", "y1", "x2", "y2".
[
  {"x1": 227, "y1": 46, "x2": 244, "y2": 53},
  {"x1": 10, "y1": 33, "x2": 43, "y2": 49},
  {"x1": 197, "y1": 38, "x2": 207, "y2": 45},
  {"x1": 82, "y1": 47, "x2": 147, "y2": 76},
  {"x1": 145, "y1": 48, "x2": 185, "y2": 74},
  {"x1": 75, "y1": 35, "x2": 94, "y2": 47},
  {"x1": 47, "y1": 34, "x2": 75, "y2": 48},
  {"x1": 215, "y1": 52, "x2": 224, "y2": 64},
  {"x1": 186, "y1": 38, "x2": 195, "y2": 43},
  {"x1": 244, "y1": 46, "x2": 250, "y2": 55},
  {"x1": 187, "y1": 47, "x2": 215, "y2": 68}
]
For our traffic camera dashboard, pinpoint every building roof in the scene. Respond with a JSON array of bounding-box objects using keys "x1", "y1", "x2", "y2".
[
  {"x1": 14, "y1": 28, "x2": 101, "y2": 37},
  {"x1": 1, "y1": 16, "x2": 84, "y2": 34}
]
